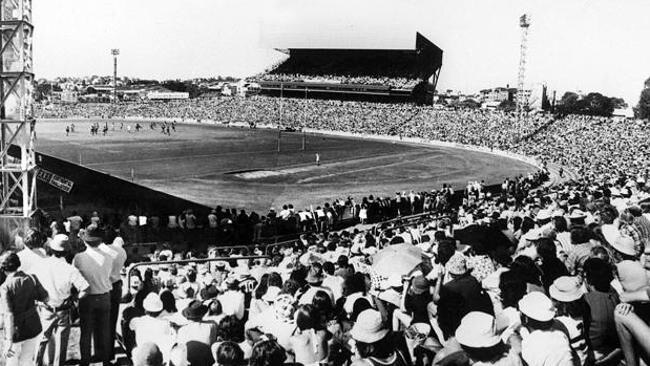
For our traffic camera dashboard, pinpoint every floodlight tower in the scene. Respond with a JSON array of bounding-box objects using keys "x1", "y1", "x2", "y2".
[
  {"x1": 111, "y1": 48, "x2": 119, "y2": 102},
  {"x1": 517, "y1": 13, "x2": 531, "y2": 115},
  {"x1": 0, "y1": 0, "x2": 37, "y2": 238}
]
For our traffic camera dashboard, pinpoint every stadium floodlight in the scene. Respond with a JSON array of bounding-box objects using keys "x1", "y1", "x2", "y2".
[
  {"x1": 111, "y1": 49, "x2": 120, "y2": 102},
  {"x1": 0, "y1": 0, "x2": 37, "y2": 243},
  {"x1": 517, "y1": 13, "x2": 531, "y2": 115}
]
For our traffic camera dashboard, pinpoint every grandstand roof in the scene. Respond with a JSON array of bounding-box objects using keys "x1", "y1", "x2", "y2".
[{"x1": 270, "y1": 32, "x2": 442, "y2": 81}]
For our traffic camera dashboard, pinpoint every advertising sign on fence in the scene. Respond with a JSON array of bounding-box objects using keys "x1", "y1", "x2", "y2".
[{"x1": 36, "y1": 168, "x2": 74, "y2": 193}]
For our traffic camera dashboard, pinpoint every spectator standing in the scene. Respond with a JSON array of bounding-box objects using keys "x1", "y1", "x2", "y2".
[
  {"x1": 72, "y1": 227, "x2": 114, "y2": 366},
  {"x1": 0, "y1": 251, "x2": 49, "y2": 366},
  {"x1": 36, "y1": 234, "x2": 89, "y2": 366},
  {"x1": 99, "y1": 229, "x2": 127, "y2": 361}
]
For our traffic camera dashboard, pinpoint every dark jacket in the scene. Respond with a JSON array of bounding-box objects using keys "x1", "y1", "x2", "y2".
[{"x1": 437, "y1": 272, "x2": 493, "y2": 339}]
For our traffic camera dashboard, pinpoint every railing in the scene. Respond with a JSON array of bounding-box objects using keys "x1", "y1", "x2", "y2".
[
  {"x1": 375, "y1": 215, "x2": 450, "y2": 249},
  {"x1": 126, "y1": 255, "x2": 270, "y2": 293},
  {"x1": 371, "y1": 211, "x2": 445, "y2": 235}
]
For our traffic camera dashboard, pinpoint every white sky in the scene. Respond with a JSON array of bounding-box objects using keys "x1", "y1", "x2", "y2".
[{"x1": 33, "y1": 0, "x2": 650, "y2": 105}]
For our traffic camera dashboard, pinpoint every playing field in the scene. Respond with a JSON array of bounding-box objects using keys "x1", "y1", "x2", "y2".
[{"x1": 36, "y1": 120, "x2": 536, "y2": 212}]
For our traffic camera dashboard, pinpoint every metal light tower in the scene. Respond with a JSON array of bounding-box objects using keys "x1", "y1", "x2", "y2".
[
  {"x1": 111, "y1": 48, "x2": 119, "y2": 102},
  {"x1": 0, "y1": 0, "x2": 37, "y2": 239},
  {"x1": 517, "y1": 13, "x2": 531, "y2": 115}
]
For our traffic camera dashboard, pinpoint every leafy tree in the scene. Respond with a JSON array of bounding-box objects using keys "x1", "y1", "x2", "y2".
[
  {"x1": 35, "y1": 83, "x2": 52, "y2": 101},
  {"x1": 460, "y1": 99, "x2": 480, "y2": 109},
  {"x1": 637, "y1": 88, "x2": 650, "y2": 119},
  {"x1": 498, "y1": 99, "x2": 516, "y2": 112},
  {"x1": 556, "y1": 91, "x2": 619, "y2": 117}
]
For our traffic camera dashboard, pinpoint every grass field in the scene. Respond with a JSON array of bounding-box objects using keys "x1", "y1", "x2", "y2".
[{"x1": 36, "y1": 120, "x2": 535, "y2": 212}]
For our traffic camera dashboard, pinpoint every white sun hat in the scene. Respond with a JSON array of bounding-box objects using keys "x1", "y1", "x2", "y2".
[
  {"x1": 519, "y1": 292, "x2": 555, "y2": 322},
  {"x1": 143, "y1": 293, "x2": 163, "y2": 313},
  {"x1": 455, "y1": 311, "x2": 501, "y2": 348},
  {"x1": 350, "y1": 309, "x2": 389, "y2": 344},
  {"x1": 549, "y1": 276, "x2": 585, "y2": 303}
]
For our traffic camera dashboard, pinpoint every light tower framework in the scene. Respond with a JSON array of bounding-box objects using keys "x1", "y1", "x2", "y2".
[
  {"x1": 111, "y1": 48, "x2": 119, "y2": 103},
  {"x1": 0, "y1": 0, "x2": 37, "y2": 240},
  {"x1": 517, "y1": 13, "x2": 531, "y2": 114}
]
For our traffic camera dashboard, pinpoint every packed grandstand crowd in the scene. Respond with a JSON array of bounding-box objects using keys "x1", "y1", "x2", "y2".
[
  {"x1": 252, "y1": 55, "x2": 421, "y2": 89},
  {"x1": 252, "y1": 74, "x2": 420, "y2": 90},
  {"x1": 4, "y1": 98, "x2": 650, "y2": 366}
]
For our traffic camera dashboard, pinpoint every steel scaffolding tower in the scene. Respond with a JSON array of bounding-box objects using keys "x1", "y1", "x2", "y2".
[
  {"x1": 0, "y1": 0, "x2": 36, "y2": 239},
  {"x1": 517, "y1": 13, "x2": 531, "y2": 114}
]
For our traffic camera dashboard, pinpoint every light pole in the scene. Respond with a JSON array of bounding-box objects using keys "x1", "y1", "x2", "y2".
[{"x1": 111, "y1": 49, "x2": 120, "y2": 103}]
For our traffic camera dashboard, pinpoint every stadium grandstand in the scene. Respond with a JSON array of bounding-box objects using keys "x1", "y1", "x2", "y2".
[{"x1": 252, "y1": 32, "x2": 443, "y2": 104}]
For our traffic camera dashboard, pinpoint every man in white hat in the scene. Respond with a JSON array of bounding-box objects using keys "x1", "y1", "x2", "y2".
[
  {"x1": 36, "y1": 234, "x2": 89, "y2": 366},
  {"x1": 455, "y1": 312, "x2": 521, "y2": 365},
  {"x1": 518, "y1": 292, "x2": 574, "y2": 366},
  {"x1": 549, "y1": 276, "x2": 591, "y2": 365},
  {"x1": 129, "y1": 293, "x2": 174, "y2": 362},
  {"x1": 72, "y1": 226, "x2": 114, "y2": 366}
]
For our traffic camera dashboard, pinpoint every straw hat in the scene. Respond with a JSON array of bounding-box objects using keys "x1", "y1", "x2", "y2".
[
  {"x1": 519, "y1": 292, "x2": 555, "y2": 322},
  {"x1": 455, "y1": 312, "x2": 501, "y2": 348},
  {"x1": 350, "y1": 309, "x2": 389, "y2": 344},
  {"x1": 549, "y1": 276, "x2": 585, "y2": 303},
  {"x1": 612, "y1": 235, "x2": 636, "y2": 256}
]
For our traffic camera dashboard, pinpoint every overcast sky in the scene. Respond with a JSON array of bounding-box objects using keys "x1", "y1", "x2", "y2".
[{"x1": 33, "y1": 0, "x2": 650, "y2": 105}]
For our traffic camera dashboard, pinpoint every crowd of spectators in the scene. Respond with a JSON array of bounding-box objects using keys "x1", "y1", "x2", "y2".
[
  {"x1": 252, "y1": 73, "x2": 420, "y2": 90},
  {"x1": 37, "y1": 96, "x2": 552, "y2": 151},
  {"x1": 6, "y1": 166, "x2": 650, "y2": 366},
  {"x1": 11, "y1": 96, "x2": 650, "y2": 366},
  {"x1": 253, "y1": 53, "x2": 420, "y2": 90}
]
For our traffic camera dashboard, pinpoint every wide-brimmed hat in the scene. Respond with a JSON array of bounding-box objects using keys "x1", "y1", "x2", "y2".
[
  {"x1": 600, "y1": 224, "x2": 620, "y2": 246},
  {"x1": 445, "y1": 253, "x2": 470, "y2": 276},
  {"x1": 612, "y1": 234, "x2": 636, "y2": 256},
  {"x1": 350, "y1": 309, "x2": 389, "y2": 343},
  {"x1": 519, "y1": 292, "x2": 555, "y2": 322},
  {"x1": 49, "y1": 234, "x2": 69, "y2": 252},
  {"x1": 200, "y1": 285, "x2": 219, "y2": 301},
  {"x1": 455, "y1": 312, "x2": 501, "y2": 348},
  {"x1": 262, "y1": 286, "x2": 282, "y2": 303},
  {"x1": 81, "y1": 226, "x2": 104, "y2": 243},
  {"x1": 568, "y1": 209, "x2": 587, "y2": 220},
  {"x1": 182, "y1": 299, "x2": 209, "y2": 321},
  {"x1": 549, "y1": 276, "x2": 585, "y2": 303},
  {"x1": 535, "y1": 210, "x2": 552, "y2": 222},
  {"x1": 143, "y1": 293, "x2": 163, "y2": 313}
]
